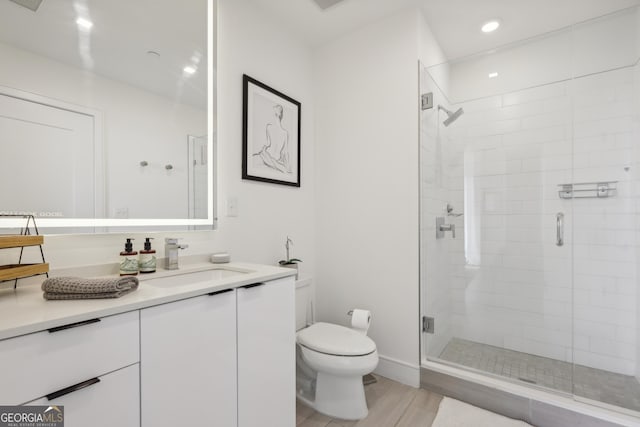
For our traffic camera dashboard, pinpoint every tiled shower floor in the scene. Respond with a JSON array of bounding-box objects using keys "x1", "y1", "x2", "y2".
[{"x1": 439, "y1": 338, "x2": 640, "y2": 413}]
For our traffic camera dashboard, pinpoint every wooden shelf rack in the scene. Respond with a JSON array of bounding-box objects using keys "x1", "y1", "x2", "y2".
[{"x1": 0, "y1": 215, "x2": 49, "y2": 288}]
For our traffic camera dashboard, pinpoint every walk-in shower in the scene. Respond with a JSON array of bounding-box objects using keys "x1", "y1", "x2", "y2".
[{"x1": 419, "y1": 6, "x2": 640, "y2": 423}]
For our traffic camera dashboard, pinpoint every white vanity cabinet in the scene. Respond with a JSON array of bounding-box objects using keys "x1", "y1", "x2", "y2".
[
  {"x1": 0, "y1": 311, "x2": 139, "y2": 426},
  {"x1": 237, "y1": 277, "x2": 296, "y2": 427},
  {"x1": 0, "y1": 265, "x2": 295, "y2": 427},
  {"x1": 140, "y1": 288, "x2": 237, "y2": 427},
  {"x1": 140, "y1": 276, "x2": 295, "y2": 427}
]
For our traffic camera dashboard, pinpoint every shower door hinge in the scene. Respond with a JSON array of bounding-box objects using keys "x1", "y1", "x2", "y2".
[
  {"x1": 422, "y1": 316, "x2": 434, "y2": 334},
  {"x1": 421, "y1": 92, "x2": 433, "y2": 110}
]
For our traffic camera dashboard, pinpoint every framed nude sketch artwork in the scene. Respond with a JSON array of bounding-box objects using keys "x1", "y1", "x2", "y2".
[{"x1": 242, "y1": 74, "x2": 301, "y2": 187}]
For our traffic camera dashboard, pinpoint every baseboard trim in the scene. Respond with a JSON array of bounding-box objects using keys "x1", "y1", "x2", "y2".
[{"x1": 374, "y1": 355, "x2": 420, "y2": 388}]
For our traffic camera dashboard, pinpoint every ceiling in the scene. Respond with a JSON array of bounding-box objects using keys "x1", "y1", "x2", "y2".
[
  {"x1": 0, "y1": 0, "x2": 638, "y2": 106},
  {"x1": 420, "y1": 0, "x2": 640, "y2": 59},
  {"x1": 0, "y1": 0, "x2": 210, "y2": 109},
  {"x1": 251, "y1": 0, "x2": 640, "y2": 59}
]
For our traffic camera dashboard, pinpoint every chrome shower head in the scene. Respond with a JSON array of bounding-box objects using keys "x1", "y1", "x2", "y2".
[{"x1": 438, "y1": 105, "x2": 464, "y2": 127}]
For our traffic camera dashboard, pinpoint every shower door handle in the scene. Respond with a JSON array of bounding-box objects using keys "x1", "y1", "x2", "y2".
[{"x1": 556, "y1": 212, "x2": 564, "y2": 247}]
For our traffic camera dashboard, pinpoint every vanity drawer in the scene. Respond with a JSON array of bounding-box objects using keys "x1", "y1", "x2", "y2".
[
  {"x1": 0, "y1": 310, "x2": 139, "y2": 405},
  {"x1": 24, "y1": 364, "x2": 140, "y2": 427}
]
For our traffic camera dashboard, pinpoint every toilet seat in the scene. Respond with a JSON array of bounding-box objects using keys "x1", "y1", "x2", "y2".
[{"x1": 297, "y1": 322, "x2": 376, "y2": 356}]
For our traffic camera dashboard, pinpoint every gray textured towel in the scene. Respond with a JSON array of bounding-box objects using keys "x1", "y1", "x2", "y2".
[
  {"x1": 43, "y1": 290, "x2": 135, "y2": 300},
  {"x1": 42, "y1": 276, "x2": 139, "y2": 300}
]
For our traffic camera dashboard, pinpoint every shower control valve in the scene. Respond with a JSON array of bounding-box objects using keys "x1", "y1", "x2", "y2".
[
  {"x1": 436, "y1": 217, "x2": 455, "y2": 239},
  {"x1": 440, "y1": 223, "x2": 455, "y2": 238}
]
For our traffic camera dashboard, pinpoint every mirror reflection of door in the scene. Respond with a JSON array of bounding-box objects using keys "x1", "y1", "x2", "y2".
[
  {"x1": 188, "y1": 134, "x2": 208, "y2": 220},
  {"x1": 0, "y1": 93, "x2": 99, "y2": 219}
]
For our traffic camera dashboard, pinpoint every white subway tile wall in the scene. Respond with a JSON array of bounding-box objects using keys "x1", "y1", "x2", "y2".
[{"x1": 424, "y1": 65, "x2": 638, "y2": 376}]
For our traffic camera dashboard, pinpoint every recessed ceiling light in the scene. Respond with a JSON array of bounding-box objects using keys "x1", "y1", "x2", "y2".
[
  {"x1": 488, "y1": 72, "x2": 499, "y2": 79},
  {"x1": 183, "y1": 66, "x2": 197, "y2": 75},
  {"x1": 481, "y1": 20, "x2": 500, "y2": 33},
  {"x1": 76, "y1": 17, "x2": 93, "y2": 30}
]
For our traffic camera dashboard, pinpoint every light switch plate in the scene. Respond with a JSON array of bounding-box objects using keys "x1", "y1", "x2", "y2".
[{"x1": 226, "y1": 197, "x2": 238, "y2": 217}]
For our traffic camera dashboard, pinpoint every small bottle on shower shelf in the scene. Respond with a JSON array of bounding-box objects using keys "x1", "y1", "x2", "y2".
[{"x1": 119, "y1": 238, "x2": 139, "y2": 276}]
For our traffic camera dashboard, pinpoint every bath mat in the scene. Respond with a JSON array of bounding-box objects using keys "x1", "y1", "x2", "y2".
[{"x1": 432, "y1": 397, "x2": 533, "y2": 427}]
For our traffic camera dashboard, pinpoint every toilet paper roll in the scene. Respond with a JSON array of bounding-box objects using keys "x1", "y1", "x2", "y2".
[{"x1": 350, "y1": 309, "x2": 371, "y2": 335}]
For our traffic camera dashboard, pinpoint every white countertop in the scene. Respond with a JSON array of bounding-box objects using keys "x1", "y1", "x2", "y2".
[{"x1": 0, "y1": 261, "x2": 296, "y2": 341}]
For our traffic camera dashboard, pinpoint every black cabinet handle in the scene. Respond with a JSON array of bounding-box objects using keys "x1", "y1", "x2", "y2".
[
  {"x1": 46, "y1": 377, "x2": 101, "y2": 401},
  {"x1": 241, "y1": 282, "x2": 264, "y2": 289},
  {"x1": 48, "y1": 318, "x2": 101, "y2": 333},
  {"x1": 208, "y1": 288, "x2": 234, "y2": 296}
]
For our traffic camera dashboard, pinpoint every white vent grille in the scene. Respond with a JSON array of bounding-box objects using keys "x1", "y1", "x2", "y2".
[
  {"x1": 9, "y1": 0, "x2": 43, "y2": 12},
  {"x1": 312, "y1": 0, "x2": 346, "y2": 10}
]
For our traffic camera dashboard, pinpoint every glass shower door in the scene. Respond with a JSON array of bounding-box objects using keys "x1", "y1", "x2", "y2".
[{"x1": 420, "y1": 32, "x2": 577, "y2": 392}]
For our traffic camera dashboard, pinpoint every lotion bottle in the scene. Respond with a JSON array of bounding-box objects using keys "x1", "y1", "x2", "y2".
[
  {"x1": 119, "y1": 238, "x2": 139, "y2": 276},
  {"x1": 139, "y1": 237, "x2": 157, "y2": 273}
]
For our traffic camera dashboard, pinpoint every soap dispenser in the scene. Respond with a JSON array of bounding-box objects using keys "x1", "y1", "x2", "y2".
[
  {"x1": 139, "y1": 237, "x2": 156, "y2": 273},
  {"x1": 119, "y1": 238, "x2": 139, "y2": 276}
]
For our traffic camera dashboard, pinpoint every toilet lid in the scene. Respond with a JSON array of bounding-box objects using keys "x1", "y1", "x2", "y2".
[{"x1": 297, "y1": 322, "x2": 376, "y2": 356}]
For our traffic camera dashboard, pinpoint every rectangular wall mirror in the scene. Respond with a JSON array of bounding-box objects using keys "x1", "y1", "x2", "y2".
[{"x1": 0, "y1": 0, "x2": 216, "y2": 232}]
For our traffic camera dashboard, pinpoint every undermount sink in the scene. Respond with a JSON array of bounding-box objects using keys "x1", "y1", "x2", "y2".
[{"x1": 144, "y1": 267, "x2": 252, "y2": 288}]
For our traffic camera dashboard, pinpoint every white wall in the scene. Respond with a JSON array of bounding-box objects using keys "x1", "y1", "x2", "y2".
[
  {"x1": 314, "y1": 8, "x2": 445, "y2": 386},
  {"x1": 0, "y1": 41, "x2": 206, "y2": 219},
  {"x1": 2, "y1": 0, "x2": 316, "y2": 287},
  {"x1": 215, "y1": 0, "x2": 316, "y2": 277}
]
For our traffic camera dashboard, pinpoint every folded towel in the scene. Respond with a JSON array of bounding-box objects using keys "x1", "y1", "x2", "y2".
[
  {"x1": 43, "y1": 290, "x2": 135, "y2": 300},
  {"x1": 42, "y1": 276, "x2": 139, "y2": 300}
]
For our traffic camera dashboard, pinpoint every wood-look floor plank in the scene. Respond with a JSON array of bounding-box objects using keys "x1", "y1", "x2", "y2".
[
  {"x1": 297, "y1": 400, "x2": 317, "y2": 425},
  {"x1": 395, "y1": 388, "x2": 442, "y2": 427},
  {"x1": 326, "y1": 417, "x2": 358, "y2": 427},
  {"x1": 298, "y1": 411, "x2": 333, "y2": 427},
  {"x1": 354, "y1": 380, "x2": 418, "y2": 427},
  {"x1": 297, "y1": 375, "x2": 445, "y2": 427},
  {"x1": 326, "y1": 421, "x2": 356, "y2": 427}
]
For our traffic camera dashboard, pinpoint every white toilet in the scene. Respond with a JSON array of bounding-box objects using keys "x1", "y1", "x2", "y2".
[{"x1": 296, "y1": 321, "x2": 379, "y2": 420}]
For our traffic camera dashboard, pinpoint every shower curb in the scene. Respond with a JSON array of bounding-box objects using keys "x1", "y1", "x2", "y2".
[{"x1": 421, "y1": 366, "x2": 636, "y2": 427}]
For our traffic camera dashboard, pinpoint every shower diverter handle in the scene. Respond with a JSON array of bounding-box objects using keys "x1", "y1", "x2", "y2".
[{"x1": 439, "y1": 223, "x2": 455, "y2": 238}]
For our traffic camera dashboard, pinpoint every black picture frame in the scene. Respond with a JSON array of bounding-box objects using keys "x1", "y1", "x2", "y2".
[{"x1": 242, "y1": 74, "x2": 301, "y2": 187}]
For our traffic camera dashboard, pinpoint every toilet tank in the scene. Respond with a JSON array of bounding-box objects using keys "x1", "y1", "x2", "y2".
[{"x1": 295, "y1": 278, "x2": 313, "y2": 330}]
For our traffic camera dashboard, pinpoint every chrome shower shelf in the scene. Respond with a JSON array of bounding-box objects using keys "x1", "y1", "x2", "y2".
[{"x1": 558, "y1": 181, "x2": 617, "y2": 199}]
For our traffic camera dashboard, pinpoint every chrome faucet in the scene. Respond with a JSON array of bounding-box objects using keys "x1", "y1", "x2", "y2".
[{"x1": 165, "y1": 238, "x2": 189, "y2": 270}]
